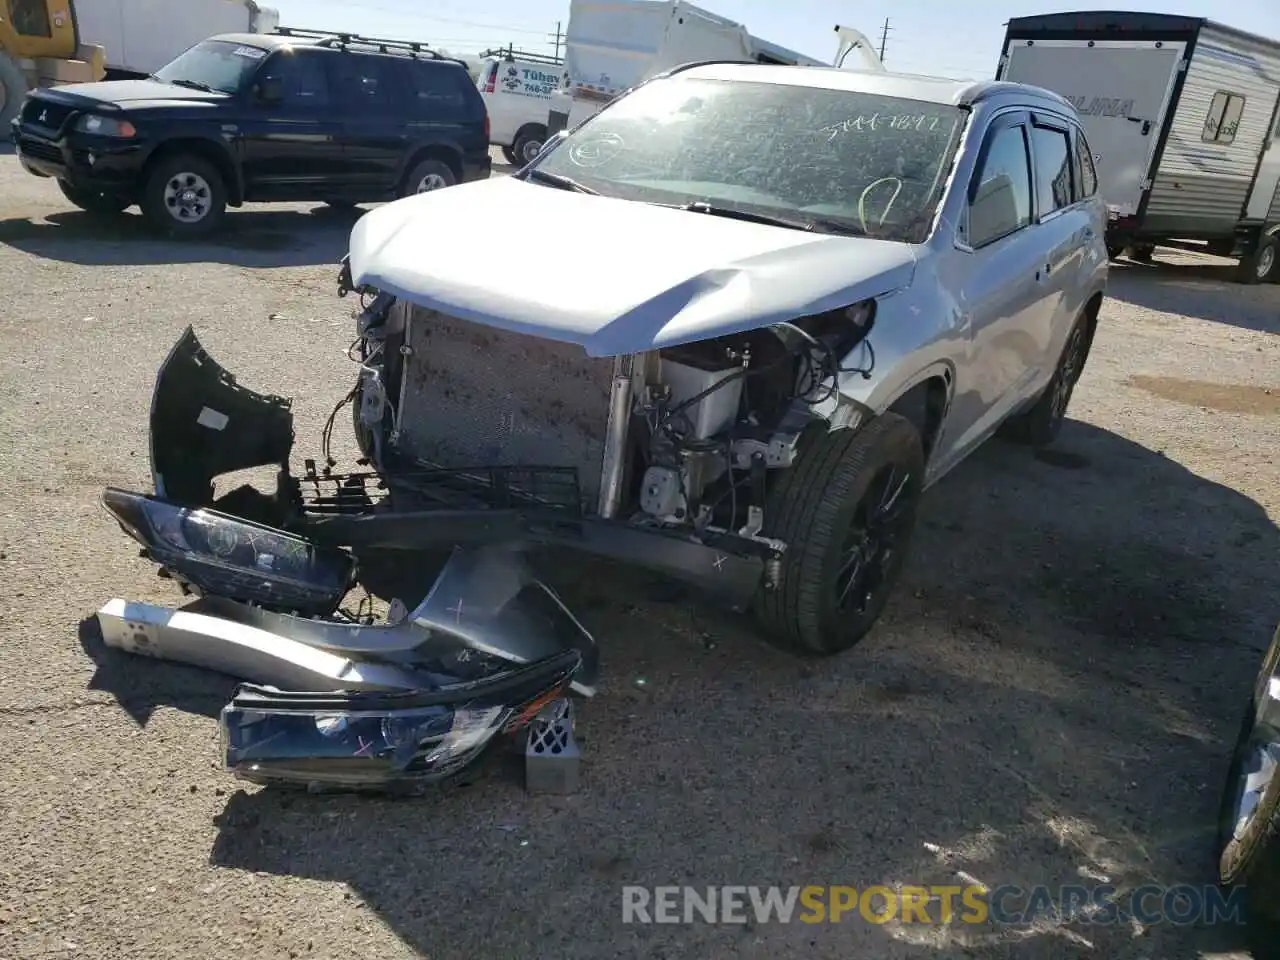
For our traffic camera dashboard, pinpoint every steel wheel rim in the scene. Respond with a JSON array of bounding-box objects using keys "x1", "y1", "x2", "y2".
[
  {"x1": 835, "y1": 463, "x2": 914, "y2": 614},
  {"x1": 163, "y1": 172, "x2": 212, "y2": 223},
  {"x1": 1257, "y1": 244, "x2": 1276, "y2": 280},
  {"x1": 520, "y1": 138, "x2": 543, "y2": 164},
  {"x1": 1051, "y1": 325, "x2": 1086, "y2": 422},
  {"x1": 416, "y1": 173, "x2": 449, "y2": 193}
]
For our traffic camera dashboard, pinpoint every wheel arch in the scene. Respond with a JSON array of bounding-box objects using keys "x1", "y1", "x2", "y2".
[
  {"x1": 884, "y1": 367, "x2": 953, "y2": 461},
  {"x1": 142, "y1": 138, "x2": 243, "y2": 205},
  {"x1": 399, "y1": 143, "x2": 463, "y2": 192},
  {"x1": 1081, "y1": 288, "x2": 1104, "y2": 354}
]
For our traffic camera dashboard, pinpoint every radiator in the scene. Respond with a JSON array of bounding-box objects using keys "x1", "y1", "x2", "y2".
[{"x1": 393, "y1": 305, "x2": 616, "y2": 507}]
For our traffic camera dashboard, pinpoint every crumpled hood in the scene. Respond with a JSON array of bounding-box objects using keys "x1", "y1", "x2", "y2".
[{"x1": 348, "y1": 176, "x2": 917, "y2": 357}]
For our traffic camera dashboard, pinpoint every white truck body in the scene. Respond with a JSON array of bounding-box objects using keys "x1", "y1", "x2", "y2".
[
  {"x1": 547, "y1": 0, "x2": 825, "y2": 135},
  {"x1": 75, "y1": 0, "x2": 280, "y2": 77},
  {"x1": 476, "y1": 49, "x2": 565, "y2": 164},
  {"x1": 997, "y1": 12, "x2": 1280, "y2": 264}
]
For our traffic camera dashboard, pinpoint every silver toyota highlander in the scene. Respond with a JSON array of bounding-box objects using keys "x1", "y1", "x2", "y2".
[{"x1": 110, "y1": 60, "x2": 1111, "y2": 693}]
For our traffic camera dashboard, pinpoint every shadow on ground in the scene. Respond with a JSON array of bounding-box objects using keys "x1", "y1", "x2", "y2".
[
  {"x1": 79, "y1": 615, "x2": 237, "y2": 726},
  {"x1": 0, "y1": 204, "x2": 363, "y2": 268},
  {"x1": 1106, "y1": 255, "x2": 1279, "y2": 334},
  {"x1": 102, "y1": 418, "x2": 1272, "y2": 959}
]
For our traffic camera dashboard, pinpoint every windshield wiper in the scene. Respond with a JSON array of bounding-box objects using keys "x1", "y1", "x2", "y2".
[
  {"x1": 678, "y1": 201, "x2": 862, "y2": 236},
  {"x1": 166, "y1": 78, "x2": 217, "y2": 93},
  {"x1": 523, "y1": 168, "x2": 599, "y2": 195}
]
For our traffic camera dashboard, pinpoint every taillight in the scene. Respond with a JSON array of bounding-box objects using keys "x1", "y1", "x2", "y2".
[
  {"x1": 482, "y1": 64, "x2": 497, "y2": 93},
  {"x1": 483, "y1": 111, "x2": 490, "y2": 141}
]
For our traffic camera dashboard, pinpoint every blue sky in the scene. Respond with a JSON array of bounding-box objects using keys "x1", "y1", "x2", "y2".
[{"x1": 271, "y1": 1, "x2": 1277, "y2": 80}]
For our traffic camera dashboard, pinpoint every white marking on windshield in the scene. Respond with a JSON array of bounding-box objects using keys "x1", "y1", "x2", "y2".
[{"x1": 819, "y1": 113, "x2": 946, "y2": 140}]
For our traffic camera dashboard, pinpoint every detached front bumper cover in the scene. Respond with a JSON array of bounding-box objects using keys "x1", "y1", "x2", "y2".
[{"x1": 95, "y1": 540, "x2": 598, "y2": 791}]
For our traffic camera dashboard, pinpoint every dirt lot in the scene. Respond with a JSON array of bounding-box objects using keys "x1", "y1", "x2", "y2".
[{"x1": 0, "y1": 144, "x2": 1277, "y2": 960}]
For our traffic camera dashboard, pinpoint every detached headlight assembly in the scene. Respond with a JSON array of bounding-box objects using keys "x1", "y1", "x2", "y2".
[
  {"x1": 219, "y1": 649, "x2": 582, "y2": 789},
  {"x1": 100, "y1": 487, "x2": 354, "y2": 616},
  {"x1": 75, "y1": 114, "x2": 137, "y2": 137}
]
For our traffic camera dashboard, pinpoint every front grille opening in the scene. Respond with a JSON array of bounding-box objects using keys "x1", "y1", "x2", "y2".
[{"x1": 393, "y1": 307, "x2": 615, "y2": 508}]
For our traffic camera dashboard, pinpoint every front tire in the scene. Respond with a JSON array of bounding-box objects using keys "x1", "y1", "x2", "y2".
[
  {"x1": 141, "y1": 154, "x2": 227, "y2": 238},
  {"x1": 1218, "y1": 624, "x2": 1280, "y2": 952},
  {"x1": 753, "y1": 414, "x2": 924, "y2": 656},
  {"x1": 57, "y1": 180, "x2": 131, "y2": 216}
]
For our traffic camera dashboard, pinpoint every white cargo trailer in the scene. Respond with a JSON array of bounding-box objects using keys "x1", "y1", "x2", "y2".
[
  {"x1": 997, "y1": 11, "x2": 1280, "y2": 283},
  {"x1": 545, "y1": 0, "x2": 825, "y2": 138},
  {"x1": 77, "y1": 0, "x2": 280, "y2": 79}
]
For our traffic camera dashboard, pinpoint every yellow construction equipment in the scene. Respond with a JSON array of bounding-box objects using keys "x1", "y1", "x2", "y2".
[{"x1": 1, "y1": 2, "x2": 105, "y2": 125}]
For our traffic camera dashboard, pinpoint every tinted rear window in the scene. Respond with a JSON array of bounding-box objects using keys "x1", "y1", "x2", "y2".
[
  {"x1": 329, "y1": 53, "x2": 397, "y2": 111},
  {"x1": 405, "y1": 62, "x2": 478, "y2": 118}
]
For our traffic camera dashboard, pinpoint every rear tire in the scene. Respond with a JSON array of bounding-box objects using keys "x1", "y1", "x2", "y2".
[
  {"x1": 0, "y1": 51, "x2": 27, "y2": 128},
  {"x1": 1000, "y1": 310, "x2": 1092, "y2": 448},
  {"x1": 753, "y1": 414, "x2": 924, "y2": 656},
  {"x1": 401, "y1": 158, "x2": 457, "y2": 197},
  {"x1": 1236, "y1": 235, "x2": 1278, "y2": 285},
  {"x1": 500, "y1": 145, "x2": 519, "y2": 166},
  {"x1": 512, "y1": 125, "x2": 548, "y2": 166},
  {"x1": 58, "y1": 180, "x2": 131, "y2": 215},
  {"x1": 1129, "y1": 243, "x2": 1156, "y2": 264},
  {"x1": 140, "y1": 153, "x2": 227, "y2": 238},
  {"x1": 1218, "y1": 625, "x2": 1280, "y2": 946}
]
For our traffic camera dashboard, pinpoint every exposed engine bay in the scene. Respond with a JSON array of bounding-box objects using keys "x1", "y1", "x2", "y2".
[{"x1": 344, "y1": 259, "x2": 878, "y2": 572}]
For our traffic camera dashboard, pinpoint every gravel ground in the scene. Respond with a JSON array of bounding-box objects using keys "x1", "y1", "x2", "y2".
[{"x1": 0, "y1": 144, "x2": 1277, "y2": 960}]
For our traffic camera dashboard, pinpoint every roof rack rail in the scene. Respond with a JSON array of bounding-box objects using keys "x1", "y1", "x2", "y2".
[
  {"x1": 477, "y1": 45, "x2": 564, "y2": 66},
  {"x1": 271, "y1": 27, "x2": 467, "y2": 68}
]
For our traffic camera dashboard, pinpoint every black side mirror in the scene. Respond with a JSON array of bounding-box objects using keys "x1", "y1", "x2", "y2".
[{"x1": 256, "y1": 77, "x2": 284, "y2": 103}]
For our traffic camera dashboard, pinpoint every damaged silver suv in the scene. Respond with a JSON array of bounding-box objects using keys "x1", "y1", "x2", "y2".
[{"x1": 107, "y1": 62, "x2": 1109, "y2": 690}]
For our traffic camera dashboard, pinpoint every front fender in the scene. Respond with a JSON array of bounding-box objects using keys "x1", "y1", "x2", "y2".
[{"x1": 814, "y1": 278, "x2": 963, "y2": 419}]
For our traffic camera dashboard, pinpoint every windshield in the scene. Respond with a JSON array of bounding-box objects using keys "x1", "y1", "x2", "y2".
[
  {"x1": 152, "y1": 39, "x2": 269, "y2": 94},
  {"x1": 534, "y1": 76, "x2": 967, "y2": 242}
]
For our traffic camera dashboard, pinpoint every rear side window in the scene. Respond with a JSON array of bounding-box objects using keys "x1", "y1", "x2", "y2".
[
  {"x1": 1075, "y1": 129, "x2": 1098, "y2": 198},
  {"x1": 966, "y1": 122, "x2": 1033, "y2": 248},
  {"x1": 330, "y1": 54, "x2": 396, "y2": 111},
  {"x1": 405, "y1": 63, "x2": 473, "y2": 117},
  {"x1": 1029, "y1": 123, "x2": 1073, "y2": 215}
]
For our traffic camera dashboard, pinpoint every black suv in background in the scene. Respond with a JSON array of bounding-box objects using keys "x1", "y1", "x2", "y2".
[{"x1": 9, "y1": 29, "x2": 491, "y2": 237}]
